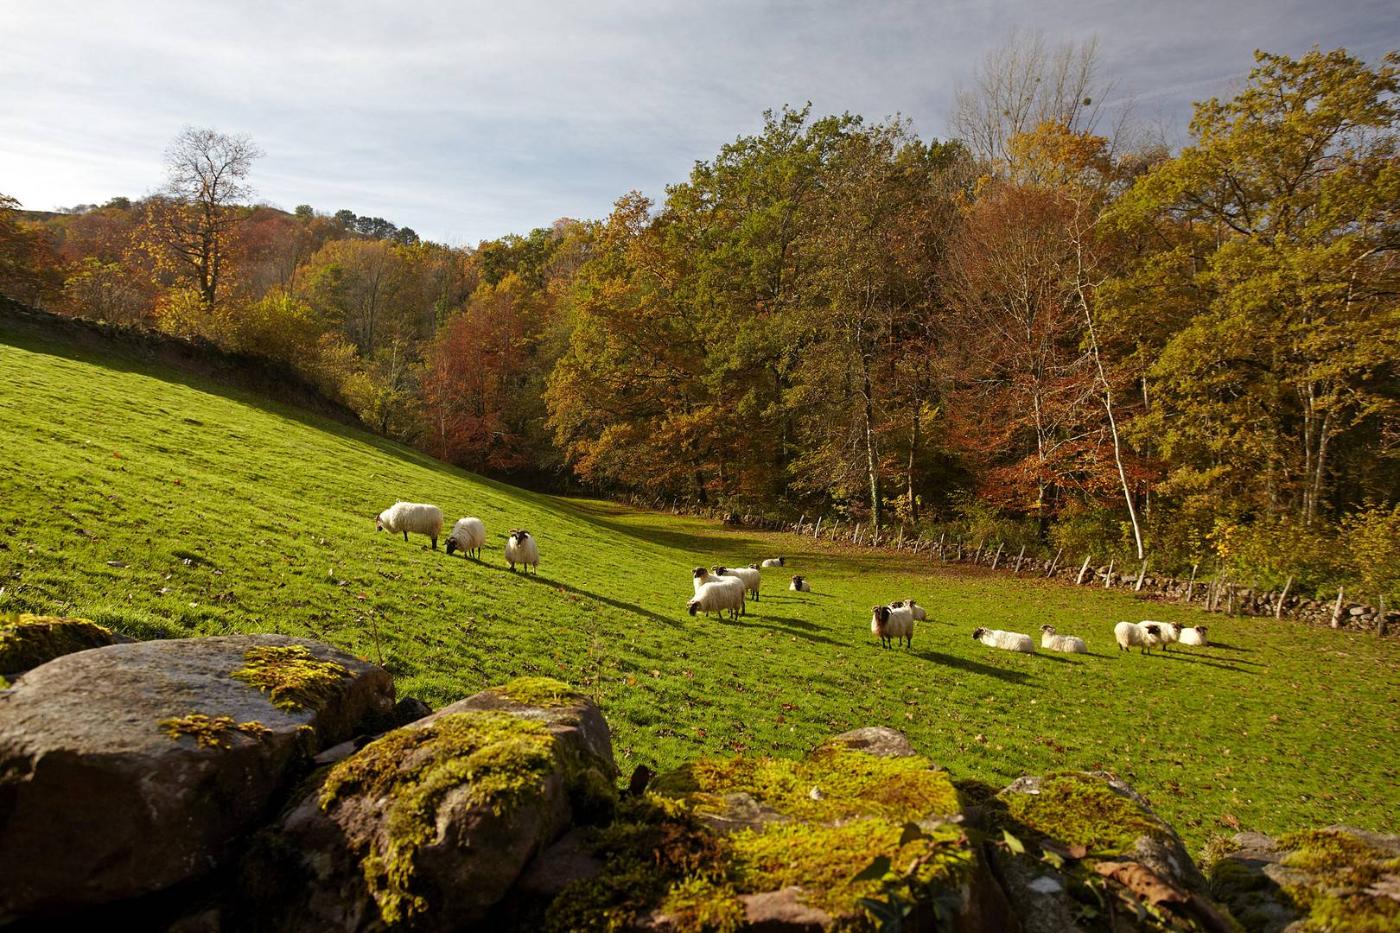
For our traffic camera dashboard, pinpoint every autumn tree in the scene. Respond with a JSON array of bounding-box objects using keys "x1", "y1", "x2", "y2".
[{"x1": 0, "y1": 193, "x2": 61, "y2": 305}]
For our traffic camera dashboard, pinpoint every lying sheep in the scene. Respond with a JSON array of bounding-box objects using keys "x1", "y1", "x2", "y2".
[
  {"x1": 376, "y1": 502, "x2": 443, "y2": 549},
  {"x1": 1114, "y1": 621, "x2": 1163, "y2": 655},
  {"x1": 871, "y1": 604, "x2": 915, "y2": 649},
  {"x1": 1145, "y1": 620, "x2": 1179, "y2": 651},
  {"x1": 693, "y1": 568, "x2": 746, "y2": 614},
  {"x1": 1177, "y1": 624, "x2": 1209, "y2": 647},
  {"x1": 689, "y1": 579, "x2": 744, "y2": 620},
  {"x1": 714, "y1": 565, "x2": 761, "y2": 602},
  {"x1": 894, "y1": 599, "x2": 926, "y2": 621},
  {"x1": 761, "y1": 557, "x2": 786, "y2": 568},
  {"x1": 1039, "y1": 624, "x2": 1087, "y2": 654},
  {"x1": 789, "y1": 575, "x2": 810, "y2": 592},
  {"x1": 505, "y1": 530, "x2": 539, "y2": 573},
  {"x1": 972, "y1": 627, "x2": 1035, "y2": 653},
  {"x1": 444, "y1": 517, "x2": 486, "y2": 559}
]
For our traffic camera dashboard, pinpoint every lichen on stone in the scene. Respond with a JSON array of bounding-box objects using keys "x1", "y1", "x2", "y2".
[
  {"x1": 159, "y1": 713, "x2": 272, "y2": 749},
  {"x1": 230, "y1": 644, "x2": 351, "y2": 712},
  {"x1": 998, "y1": 771, "x2": 1172, "y2": 855},
  {"x1": 659, "y1": 875, "x2": 746, "y2": 932},
  {"x1": 1274, "y1": 828, "x2": 1400, "y2": 931},
  {"x1": 491, "y1": 676, "x2": 589, "y2": 708},
  {"x1": 319, "y1": 710, "x2": 567, "y2": 927},
  {"x1": 0, "y1": 612, "x2": 115, "y2": 674}
]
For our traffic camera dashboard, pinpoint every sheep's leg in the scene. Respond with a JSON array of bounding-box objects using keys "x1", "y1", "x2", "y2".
[
  {"x1": 402, "y1": 530, "x2": 409, "y2": 542},
  {"x1": 430, "y1": 535, "x2": 437, "y2": 550}
]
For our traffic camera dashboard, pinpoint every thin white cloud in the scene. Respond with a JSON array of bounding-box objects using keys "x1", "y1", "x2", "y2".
[{"x1": 1, "y1": 0, "x2": 1395, "y2": 240}]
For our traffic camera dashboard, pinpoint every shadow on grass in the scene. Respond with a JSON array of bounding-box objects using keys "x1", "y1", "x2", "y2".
[
  {"x1": 726, "y1": 615, "x2": 845, "y2": 647},
  {"x1": 1202, "y1": 640, "x2": 1253, "y2": 653},
  {"x1": 508, "y1": 571, "x2": 682, "y2": 629},
  {"x1": 913, "y1": 649, "x2": 1035, "y2": 685},
  {"x1": 1151, "y1": 652, "x2": 1258, "y2": 675}
]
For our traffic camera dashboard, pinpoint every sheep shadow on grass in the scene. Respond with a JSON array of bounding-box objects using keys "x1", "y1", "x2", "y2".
[
  {"x1": 725, "y1": 616, "x2": 845, "y2": 647},
  {"x1": 509, "y1": 572, "x2": 683, "y2": 629},
  {"x1": 912, "y1": 649, "x2": 1035, "y2": 686},
  {"x1": 1149, "y1": 652, "x2": 1257, "y2": 675}
]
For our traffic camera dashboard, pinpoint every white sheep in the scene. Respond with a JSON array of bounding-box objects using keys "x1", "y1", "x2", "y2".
[
  {"x1": 1177, "y1": 625, "x2": 1209, "y2": 647},
  {"x1": 871, "y1": 604, "x2": 915, "y2": 649},
  {"x1": 1114, "y1": 621, "x2": 1163, "y2": 655},
  {"x1": 693, "y1": 568, "x2": 746, "y2": 614},
  {"x1": 444, "y1": 517, "x2": 486, "y2": 559},
  {"x1": 895, "y1": 598, "x2": 927, "y2": 621},
  {"x1": 505, "y1": 529, "x2": 539, "y2": 573},
  {"x1": 376, "y1": 502, "x2": 444, "y2": 549},
  {"x1": 972, "y1": 627, "x2": 1034, "y2": 653},
  {"x1": 1039, "y1": 624, "x2": 1087, "y2": 654},
  {"x1": 761, "y1": 557, "x2": 786, "y2": 568},
  {"x1": 1146, "y1": 620, "x2": 1180, "y2": 651},
  {"x1": 714, "y1": 565, "x2": 761, "y2": 602},
  {"x1": 789, "y1": 575, "x2": 811, "y2": 592},
  {"x1": 689, "y1": 579, "x2": 744, "y2": 620}
]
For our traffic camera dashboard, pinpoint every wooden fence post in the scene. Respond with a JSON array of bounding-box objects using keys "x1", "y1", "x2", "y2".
[
  {"x1": 1013, "y1": 545, "x2": 1026, "y2": 573},
  {"x1": 1102, "y1": 559, "x2": 1115, "y2": 588},
  {"x1": 1331, "y1": 587, "x2": 1345, "y2": 628},
  {"x1": 1378, "y1": 595, "x2": 1387, "y2": 637},
  {"x1": 956, "y1": 539, "x2": 964, "y2": 561},
  {"x1": 813, "y1": 517, "x2": 822, "y2": 539},
  {"x1": 1134, "y1": 559, "x2": 1149, "y2": 592},
  {"x1": 935, "y1": 532, "x2": 945, "y2": 560},
  {"x1": 1076, "y1": 554, "x2": 1093, "y2": 585},
  {"x1": 1046, "y1": 547, "x2": 1063, "y2": 578},
  {"x1": 990, "y1": 541, "x2": 1004, "y2": 570},
  {"x1": 1275, "y1": 575, "x2": 1293, "y2": 619},
  {"x1": 1184, "y1": 563, "x2": 1198, "y2": 603}
]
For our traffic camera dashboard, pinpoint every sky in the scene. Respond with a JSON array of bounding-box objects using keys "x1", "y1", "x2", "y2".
[{"x1": 2, "y1": 0, "x2": 1396, "y2": 245}]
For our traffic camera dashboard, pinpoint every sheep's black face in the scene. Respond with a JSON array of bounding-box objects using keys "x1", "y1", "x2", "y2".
[
  {"x1": 446, "y1": 540, "x2": 457, "y2": 556},
  {"x1": 687, "y1": 602, "x2": 699, "y2": 616},
  {"x1": 693, "y1": 567, "x2": 707, "y2": 578},
  {"x1": 1040, "y1": 624, "x2": 1054, "y2": 633},
  {"x1": 1197, "y1": 626, "x2": 1208, "y2": 635},
  {"x1": 1145, "y1": 625, "x2": 1161, "y2": 636},
  {"x1": 872, "y1": 606, "x2": 889, "y2": 624},
  {"x1": 712, "y1": 566, "x2": 727, "y2": 575},
  {"x1": 972, "y1": 627, "x2": 986, "y2": 640}
]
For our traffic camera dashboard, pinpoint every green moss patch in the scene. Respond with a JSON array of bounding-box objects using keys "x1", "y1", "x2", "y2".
[
  {"x1": 320, "y1": 710, "x2": 568, "y2": 926},
  {"x1": 998, "y1": 772, "x2": 1172, "y2": 856},
  {"x1": 490, "y1": 676, "x2": 589, "y2": 708},
  {"x1": 230, "y1": 644, "x2": 352, "y2": 712},
  {"x1": 1274, "y1": 829, "x2": 1400, "y2": 931},
  {"x1": 652, "y1": 747, "x2": 960, "y2": 824},
  {"x1": 159, "y1": 713, "x2": 271, "y2": 749},
  {"x1": 0, "y1": 612, "x2": 115, "y2": 674}
]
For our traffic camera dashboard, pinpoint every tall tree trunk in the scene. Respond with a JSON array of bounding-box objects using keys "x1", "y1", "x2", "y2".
[
  {"x1": 906, "y1": 400, "x2": 920, "y2": 524},
  {"x1": 862, "y1": 360, "x2": 882, "y2": 533}
]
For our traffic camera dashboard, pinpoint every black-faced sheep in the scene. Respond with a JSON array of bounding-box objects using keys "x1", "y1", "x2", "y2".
[
  {"x1": 871, "y1": 604, "x2": 914, "y2": 649},
  {"x1": 505, "y1": 530, "x2": 539, "y2": 573},
  {"x1": 445, "y1": 517, "x2": 486, "y2": 558},
  {"x1": 376, "y1": 502, "x2": 443, "y2": 549},
  {"x1": 972, "y1": 627, "x2": 1034, "y2": 653}
]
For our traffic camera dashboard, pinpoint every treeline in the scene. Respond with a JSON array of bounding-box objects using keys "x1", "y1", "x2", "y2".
[{"x1": 1, "y1": 43, "x2": 1396, "y2": 600}]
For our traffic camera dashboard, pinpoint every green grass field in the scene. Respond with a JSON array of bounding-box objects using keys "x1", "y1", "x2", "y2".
[{"x1": 2, "y1": 322, "x2": 1397, "y2": 855}]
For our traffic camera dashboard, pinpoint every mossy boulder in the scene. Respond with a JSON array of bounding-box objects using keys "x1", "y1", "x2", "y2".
[
  {"x1": 0, "y1": 634, "x2": 393, "y2": 922},
  {"x1": 542, "y1": 728, "x2": 1005, "y2": 931},
  {"x1": 256, "y1": 677, "x2": 617, "y2": 932},
  {"x1": 1209, "y1": 827, "x2": 1400, "y2": 932},
  {"x1": 986, "y1": 771, "x2": 1233, "y2": 933},
  {"x1": 0, "y1": 612, "x2": 120, "y2": 676}
]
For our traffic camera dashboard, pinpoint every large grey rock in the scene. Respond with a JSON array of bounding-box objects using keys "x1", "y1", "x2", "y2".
[
  {"x1": 814, "y1": 725, "x2": 918, "y2": 759},
  {"x1": 0, "y1": 634, "x2": 393, "y2": 921},
  {"x1": 254, "y1": 677, "x2": 617, "y2": 932}
]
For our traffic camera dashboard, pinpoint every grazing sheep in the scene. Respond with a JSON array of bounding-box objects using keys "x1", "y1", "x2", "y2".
[
  {"x1": 894, "y1": 599, "x2": 927, "y2": 621},
  {"x1": 1146, "y1": 620, "x2": 1180, "y2": 651},
  {"x1": 505, "y1": 530, "x2": 539, "y2": 573},
  {"x1": 789, "y1": 575, "x2": 810, "y2": 592},
  {"x1": 376, "y1": 502, "x2": 443, "y2": 549},
  {"x1": 1177, "y1": 625, "x2": 1209, "y2": 647},
  {"x1": 1039, "y1": 624, "x2": 1087, "y2": 654},
  {"x1": 871, "y1": 604, "x2": 915, "y2": 649},
  {"x1": 972, "y1": 627, "x2": 1035, "y2": 653},
  {"x1": 689, "y1": 580, "x2": 744, "y2": 620},
  {"x1": 693, "y1": 567, "x2": 746, "y2": 614},
  {"x1": 713, "y1": 565, "x2": 761, "y2": 602},
  {"x1": 761, "y1": 557, "x2": 786, "y2": 568},
  {"x1": 444, "y1": 517, "x2": 486, "y2": 559},
  {"x1": 1113, "y1": 621, "x2": 1163, "y2": 655}
]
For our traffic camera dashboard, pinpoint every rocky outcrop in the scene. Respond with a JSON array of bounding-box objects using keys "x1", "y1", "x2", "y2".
[
  {"x1": 0, "y1": 613, "x2": 121, "y2": 678},
  {"x1": 249, "y1": 677, "x2": 618, "y2": 932},
  {"x1": 1209, "y1": 826, "x2": 1400, "y2": 932},
  {"x1": 0, "y1": 634, "x2": 393, "y2": 921}
]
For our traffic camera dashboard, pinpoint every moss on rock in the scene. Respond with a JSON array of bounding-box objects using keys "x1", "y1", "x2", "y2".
[
  {"x1": 491, "y1": 676, "x2": 589, "y2": 709},
  {"x1": 1274, "y1": 829, "x2": 1400, "y2": 931},
  {"x1": 998, "y1": 771, "x2": 1172, "y2": 855},
  {"x1": 230, "y1": 644, "x2": 351, "y2": 712},
  {"x1": 0, "y1": 613, "x2": 115, "y2": 675},
  {"x1": 159, "y1": 713, "x2": 272, "y2": 749},
  {"x1": 319, "y1": 710, "x2": 573, "y2": 926}
]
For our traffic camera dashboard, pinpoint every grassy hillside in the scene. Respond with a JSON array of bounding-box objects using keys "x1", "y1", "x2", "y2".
[{"x1": 2, "y1": 322, "x2": 1397, "y2": 853}]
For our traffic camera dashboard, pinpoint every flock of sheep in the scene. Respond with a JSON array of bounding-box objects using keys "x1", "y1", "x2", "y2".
[{"x1": 376, "y1": 500, "x2": 1211, "y2": 658}]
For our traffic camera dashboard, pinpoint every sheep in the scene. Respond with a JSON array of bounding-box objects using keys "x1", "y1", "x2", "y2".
[
  {"x1": 761, "y1": 557, "x2": 786, "y2": 568},
  {"x1": 376, "y1": 502, "x2": 443, "y2": 549},
  {"x1": 871, "y1": 604, "x2": 915, "y2": 649},
  {"x1": 1113, "y1": 621, "x2": 1163, "y2": 655},
  {"x1": 689, "y1": 580, "x2": 744, "y2": 620},
  {"x1": 1177, "y1": 625, "x2": 1209, "y2": 647},
  {"x1": 693, "y1": 567, "x2": 746, "y2": 614},
  {"x1": 444, "y1": 517, "x2": 486, "y2": 559},
  {"x1": 505, "y1": 529, "x2": 539, "y2": 574},
  {"x1": 972, "y1": 627, "x2": 1035, "y2": 653},
  {"x1": 789, "y1": 575, "x2": 810, "y2": 592},
  {"x1": 1146, "y1": 620, "x2": 1180, "y2": 651},
  {"x1": 1039, "y1": 624, "x2": 1087, "y2": 654},
  {"x1": 894, "y1": 598, "x2": 927, "y2": 621},
  {"x1": 713, "y1": 565, "x2": 761, "y2": 602}
]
